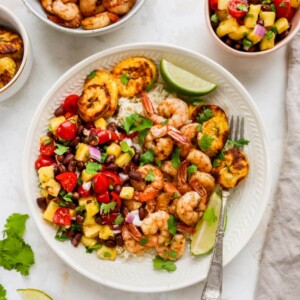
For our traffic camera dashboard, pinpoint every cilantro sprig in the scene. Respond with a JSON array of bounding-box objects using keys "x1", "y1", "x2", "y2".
[
  {"x1": 145, "y1": 169, "x2": 155, "y2": 182},
  {"x1": 187, "y1": 165, "x2": 197, "y2": 179},
  {"x1": 101, "y1": 202, "x2": 117, "y2": 214},
  {"x1": 171, "y1": 147, "x2": 181, "y2": 169},
  {"x1": 227, "y1": 138, "x2": 249, "y2": 147},
  {"x1": 199, "y1": 135, "x2": 214, "y2": 151},
  {"x1": 122, "y1": 113, "x2": 153, "y2": 135},
  {"x1": 120, "y1": 72, "x2": 130, "y2": 85},
  {"x1": 140, "y1": 149, "x2": 155, "y2": 166},
  {"x1": 167, "y1": 215, "x2": 177, "y2": 236},
  {"x1": 153, "y1": 256, "x2": 176, "y2": 272},
  {"x1": 54, "y1": 143, "x2": 69, "y2": 155},
  {"x1": 197, "y1": 108, "x2": 214, "y2": 123},
  {"x1": 86, "y1": 162, "x2": 102, "y2": 175}
]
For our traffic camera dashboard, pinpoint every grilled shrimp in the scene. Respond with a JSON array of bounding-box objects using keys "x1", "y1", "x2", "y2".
[
  {"x1": 103, "y1": 0, "x2": 136, "y2": 15},
  {"x1": 142, "y1": 92, "x2": 189, "y2": 129},
  {"x1": 41, "y1": 0, "x2": 54, "y2": 13},
  {"x1": 144, "y1": 124, "x2": 189, "y2": 161},
  {"x1": 186, "y1": 149, "x2": 212, "y2": 173},
  {"x1": 81, "y1": 11, "x2": 119, "y2": 29},
  {"x1": 177, "y1": 160, "x2": 192, "y2": 195},
  {"x1": 189, "y1": 171, "x2": 215, "y2": 196},
  {"x1": 48, "y1": 12, "x2": 82, "y2": 28},
  {"x1": 161, "y1": 160, "x2": 178, "y2": 178},
  {"x1": 156, "y1": 182, "x2": 180, "y2": 215},
  {"x1": 121, "y1": 223, "x2": 145, "y2": 254},
  {"x1": 180, "y1": 122, "x2": 200, "y2": 157},
  {"x1": 52, "y1": 0, "x2": 81, "y2": 20},
  {"x1": 156, "y1": 234, "x2": 186, "y2": 261},
  {"x1": 176, "y1": 191, "x2": 207, "y2": 226},
  {"x1": 141, "y1": 211, "x2": 171, "y2": 246},
  {"x1": 79, "y1": 0, "x2": 105, "y2": 17},
  {"x1": 123, "y1": 200, "x2": 142, "y2": 211},
  {"x1": 132, "y1": 165, "x2": 164, "y2": 202}
]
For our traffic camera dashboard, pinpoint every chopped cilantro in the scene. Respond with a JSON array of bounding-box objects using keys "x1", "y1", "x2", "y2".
[
  {"x1": 210, "y1": 13, "x2": 218, "y2": 23},
  {"x1": 87, "y1": 70, "x2": 97, "y2": 79},
  {"x1": 156, "y1": 160, "x2": 162, "y2": 167},
  {"x1": 227, "y1": 138, "x2": 249, "y2": 147},
  {"x1": 213, "y1": 150, "x2": 225, "y2": 167},
  {"x1": 77, "y1": 177, "x2": 83, "y2": 186},
  {"x1": 163, "y1": 250, "x2": 177, "y2": 259},
  {"x1": 279, "y1": 1, "x2": 288, "y2": 7},
  {"x1": 138, "y1": 129, "x2": 149, "y2": 144},
  {"x1": 199, "y1": 135, "x2": 214, "y2": 151},
  {"x1": 63, "y1": 192, "x2": 73, "y2": 203},
  {"x1": 69, "y1": 223, "x2": 81, "y2": 232},
  {"x1": 113, "y1": 214, "x2": 124, "y2": 225},
  {"x1": 197, "y1": 108, "x2": 214, "y2": 123},
  {"x1": 187, "y1": 165, "x2": 197, "y2": 179},
  {"x1": 237, "y1": 3, "x2": 248, "y2": 11},
  {"x1": 122, "y1": 113, "x2": 152, "y2": 135},
  {"x1": 86, "y1": 162, "x2": 102, "y2": 175},
  {"x1": 103, "y1": 251, "x2": 111, "y2": 258},
  {"x1": 265, "y1": 31, "x2": 274, "y2": 40},
  {"x1": 243, "y1": 38, "x2": 252, "y2": 48},
  {"x1": 120, "y1": 141, "x2": 133, "y2": 156},
  {"x1": 75, "y1": 205, "x2": 86, "y2": 213},
  {"x1": 197, "y1": 124, "x2": 203, "y2": 132},
  {"x1": 43, "y1": 139, "x2": 52, "y2": 146},
  {"x1": 55, "y1": 227, "x2": 67, "y2": 241},
  {"x1": 101, "y1": 202, "x2": 117, "y2": 214},
  {"x1": 101, "y1": 152, "x2": 108, "y2": 163},
  {"x1": 140, "y1": 237, "x2": 149, "y2": 245},
  {"x1": 172, "y1": 192, "x2": 180, "y2": 199},
  {"x1": 160, "y1": 119, "x2": 169, "y2": 125},
  {"x1": 86, "y1": 243, "x2": 102, "y2": 253},
  {"x1": 153, "y1": 256, "x2": 176, "y2": 272},
  {"x1": 271, "y1": 26, "x2": 278, "y2": 35},
  {"x1": 145, "y1": 80, "x2": 155, "y2": 92},
  {"x1": 120, "y1": 72, "x2": 130, "y2": 85},
  {"x1": 140, "y1": 149, "x2": 155, "y2": 166},
  {"x1": 171, "y1": 147, "x2": 181, "y2": 169},
  {"x1": 245, "y1": 13, "x2": 254, "y2": 18},
  {"x1": 54, "y1": 143, "x2": 69, "y2": 155},
  {"x1": 213, "y1": 159, "x2": 220, "y2": 167},
  {"x1": 203, "y1": 207, "x2": 217, "y2": 225},
  {"x1": 0, "y1": 284, "x2": 7, "y2": 300},
  {"x1": 167, "y1": 215, "x2": 177, "y2": 236},
  {"x1": 145, "y1": 169, "x2": 155, "y2": 182},
  {"x1": 270, "y1": 4, "x2": 276, "y2": 11}
]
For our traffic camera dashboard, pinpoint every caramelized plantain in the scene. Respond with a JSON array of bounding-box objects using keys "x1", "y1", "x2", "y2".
[
  {"x1": 111, "y1": 56, "x2": 157, "y2": 98},
  {"x1": 0, "y1": 57, "x2": 16, "y2": 88},
  {"x1": 0, "y1": 27, "x2": 23, "y2": 61},
  {"x1": 211, "y1": 148, "x2": 249, "y2": 189},
  {"x1": 198, "y1": 116, "x2": 229, "y2": 158},
  {"x1": 191, "y1": 104, "x2": 227, "y2": 123}
]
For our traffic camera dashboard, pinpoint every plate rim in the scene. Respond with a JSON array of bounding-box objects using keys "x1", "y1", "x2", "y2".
[{"x1": 23, "y1": 43, "x2": 271, "y2": 293}]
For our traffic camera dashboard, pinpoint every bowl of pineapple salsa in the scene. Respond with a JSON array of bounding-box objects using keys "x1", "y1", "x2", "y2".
[{"x1": 205, "y1": 0, "x2": 300, "y2": 56}]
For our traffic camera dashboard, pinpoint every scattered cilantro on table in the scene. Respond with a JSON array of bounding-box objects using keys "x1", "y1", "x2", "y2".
[{"x1": 0, "y1": 284, "x2": 7, "y2": 300}]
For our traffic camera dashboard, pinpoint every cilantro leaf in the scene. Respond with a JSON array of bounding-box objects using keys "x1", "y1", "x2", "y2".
[
  {"x1": 197, "y1": 124, "x2": 202, "y2": 132},
  {"x1": 101, "y1": 152, "x2": 108, "y2": 163},
  {"x1": 160, "y1": 119, "x2": 169, "y2": 125},
  {"x1": 145, "y1": 80, "x2": 155, "y2": 92},
  {"x1": 167, "y1": 215, "x2": 177, "y2": 236},
  {"x1": 86, "y1": 243, "x2": 102, "y2": 253},
  {"x1": 122, "y1": 114, "x2": 141, "y2": 134},
  {"x1": 140, "y1": 149, "x2": 155, "y2": 166},
  {"x1": 153, "y1": 256, "x2": 176, "y2": 272},
  {"x1": 103, "y1": 251, "x2": 111, "y2": 258},
  {"x1": 120, "y1": 73, "x2": 130, "y2": 85},
  {"x1": 0, "y1": 284, "x2": 7, "y2": 300},
  {"x1": 4, "y1": 213, "x2": 29, "y2": 238},
  {"x1": 54, "y1": 143, "x2": 69, "y2": 155},
  {"x1": 172, "y1": 192, "x2": 180, "y2": 199},
  {"x1": 171, "y1": 147, "x2": 181, "y2": 169},
  {"x1": 145, "y1": 169, "x2": 155, "y2": 182},
  {"x1": 210, "y1": 14, "x2": 218, "y2": 23},
  {"x1": 237, "y1": 3, "x2": 248, "y2": 11},
  {"x1": 227, "y1": 138, "x2": 249, "y2": 147},
  {"x1": 55, "y1": 227, "x2": 67, "y2": 242},
  {"x1": 140, "y1": 237, "x2": 149, "y2": 245},
  {"x1": 63, "y1": 192, "x2": 73, "y2": 203},
  {"x1": 122, "y1": 114, "x2": 153, "y2": 134},
  {"x1": 163, "y1": 250, "x2": 177, "y2": 259},
  {"x1": 101, "y1": 202, "x2": 117, "y2": 214},
  {"x1": 197, "y1": 108, "x2": 214, "y2": 123},
  {"x1": 87, "y1": 70, "x2": 97, "y2": 79},
  {"x1": 86, "y1": 162, "x2": 102, "y2": 175},
  {"x1": 213, "y1": 150, "x2": 225, "y2": 167},
  {"x1": 199, "y1": 135, "x2": 214, "y2": 151},
  {"x1": 138, "y1": 129, "x2": 149, "y2": 144},
  {"x1": 156, "y1": 160, "x2": 162, "y2": 167},
  {"x1": 120, "y1": 141, "x2": 133, "y2": 156},
  {"x1": 203, "y1": 207, "x2": 217, "y2": 225},
  {"x1": 113, "y1": 214, "x2": 124, "y2": 225},
  {"x1": 187, "y1": 165, "x2": 197, "y2": 179},
  {"x1": 132, "y1": 118, "x2": 153, "y2": 132}
]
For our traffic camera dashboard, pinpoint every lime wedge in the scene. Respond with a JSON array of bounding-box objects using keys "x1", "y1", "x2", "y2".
[
  {"x1": 160, "y1": 59, "x2": 217, "y2": 96},
  {"x1": 191, "y1": 191, "x2": 221, "y2": 256},
  {"x1": 17, "y1": 289, "x2": 53, "y2": 300}
]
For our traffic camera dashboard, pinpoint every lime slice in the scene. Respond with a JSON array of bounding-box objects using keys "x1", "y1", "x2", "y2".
[
  {"x1": 17, "y1": 289, "x2": 53, "y2": 300},
  {"x1": 160, "y1": 59, "x2": 217, "y2": 96},
  {"x1": 191, "y1": 191, "x2": 221, "y2": 256}
]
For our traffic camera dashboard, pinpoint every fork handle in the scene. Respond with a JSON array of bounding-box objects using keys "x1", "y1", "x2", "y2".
[{"x1": 200, "y1": 189, "x2": 230, "y2": 300}]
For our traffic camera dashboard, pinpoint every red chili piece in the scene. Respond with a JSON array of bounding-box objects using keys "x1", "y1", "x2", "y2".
[
  {"x1": 100, "y1": 213, "x2": 119, "y2": 225},
  {"x1": 56, "y1": 172, "x2": 77, "y2": 192}
]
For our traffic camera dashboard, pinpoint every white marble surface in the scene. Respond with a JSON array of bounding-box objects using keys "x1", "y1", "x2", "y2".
[{"x1": 0, "y1": 0, "x2": 287, "y2": 299}]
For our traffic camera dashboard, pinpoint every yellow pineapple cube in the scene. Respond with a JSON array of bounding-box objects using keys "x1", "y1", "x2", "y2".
[
  {"x1": 120, "y1": 187, "x2": 134, "y2": 200},
  {"x1": 274, "y1": 18, "x2": 289, "y2": 34},
  {"x1": 259, "y1": 11, "x2": 276, "y2": 27},
  {"x1": 81, "y1": 236, "x2": 98, "y2": 248},
  {"x1": 97, "y1": 246, "x2": 117, "y2": 261},
  {"x1": 81, "y1": 169, "x2": 96, "y2": 182},
  {"x1": 75, "y1": 143, "x2": 90, "y2": 162},
  {"x1": 43, "y1": 179, "x2": 61, "y2": 197},
  {"x1": 216, "y1": 18, "x2": 239, "y2": 38},
  {"x1": 43, "y1": 200, "x2": 59, "y2": 223},
  {"x1": 83, "y1": 224, "x2": 102, "y2": 238},
  {"x1": 106, "y1": 143, "x2": 121, "y2": 158},
  {"x1": 99, "y1": 225, "x2": 114, "y2": 240},
  {"x1": 38, "y1": 166, "x2": 54, "y2": 183},
  {"x1": 245, "y1": 5, "x2": 261, "y2": 28},
  {"x1": 94, "y1": 117, "x2": 107, "y2": 129}
]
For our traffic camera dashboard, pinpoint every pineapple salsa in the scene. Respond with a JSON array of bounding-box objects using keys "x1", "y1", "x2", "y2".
[{"x1": 209, "y1": 0, "x2": 300, "y2": 52}]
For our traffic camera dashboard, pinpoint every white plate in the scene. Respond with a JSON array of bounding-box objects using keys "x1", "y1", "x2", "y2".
[{"x1": 23, "y1": 43, "x2": 271, "y2": 293}]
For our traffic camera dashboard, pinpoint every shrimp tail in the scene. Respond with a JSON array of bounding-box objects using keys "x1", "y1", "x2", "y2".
[
  {"x1": 141, "y1": 91, "x2": 155, "y2": 115},
  {"x1": 189, "y1": 180, "x2": 208, "y2": 204},
  {"x1": 167, "y1": 126, "x2": 189, "y2": 146}
]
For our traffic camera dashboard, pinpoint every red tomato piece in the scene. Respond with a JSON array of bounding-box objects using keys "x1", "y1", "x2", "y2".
[
  {"x1": 56, "y1": 120, "x2": 77, "y2": 140},
  {"x1": 63, "y1": 94, "x2": 79, "y2": 114},
  {"x1": 64, "y1": 112, "x2": 74, "y2": 119},
  {"x1": 96, "y1": 190, "x2": 110, "y2": 203},
  {"x1": 93, "y1": 173, "x2": 110, "y2": 194},
  {"x1": 35, "y1": 155, "x2": 55, "y2": 170},
  {"x1": 228, "y1": 0, "x2": 248, "y2": 18},
  {"x1": 286, "y1": 6, "x2": 295, "y2": 21},
  {"x1": 40, "y1": 143, "x2": 56, "y2": 156},
  {"x1": 209, "y1": 0, "x2": 218, "y2": 10},
  {"x1": 274, "y1": 0, "x2": 291, "y2": 19},
  {"x1": 102, "y1": 171, "x2": 122, "y2": 186},
  {"x1": 100, "y1": 213, "x2": 119, "y2": 225},
  {"x1": 89, "y1": 129, "x2": 120, "y2": 145},
  {"x1": 111, "y1": 192, "x2": 121, "y2": 210},
  {"x1": 56, "y1": 172, "x2": 77, "y2": 192},
  {"x1": 53, "y1": 208, "x2": 71, "y2": 226},
  {"x1": 78, "y1": 185, "x2": 91, "y2": 197}
]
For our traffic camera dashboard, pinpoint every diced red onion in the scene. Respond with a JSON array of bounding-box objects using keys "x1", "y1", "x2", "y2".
[
  {"x1": 88, "y1": 145, "x2": 101, "y2": 162},
  {"x1": 254, "y1": 24, "x2": 266, "y2": 38},
  {"x1": 133, "y1": 218, "x2": 142, "y2": 227},
  {"x1": 113, "y1": 229, "x2": 121, "y2": 235},
  {"x1": 83, "y1": 128, "x2": 90, "y2": 136},
  {"x1": 125, "y1": 210, "x2": 142, "y2": 226},
  {"x1": 82, "y1": 181, "x2": 92, "y2": 191},
  {"x1": 125, "y1": 213, "x2": 135, "y2": 223},
  {"x1": 119, "y1": 172, "x2": 129, "y2": 182}
]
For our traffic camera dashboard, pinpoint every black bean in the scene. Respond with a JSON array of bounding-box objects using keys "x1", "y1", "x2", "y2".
[
  {"x1": 98, "y1": 238, "x2": 106, "y2": 244},
  {"x1": 132, "y1": 153, "x2": 140, "y2": 164},
  {"x1": 257, "y1": 18, "x2": 264, "y2": 27},
  {"x1": 114, "y1": 184, "x2": 122, "y2": 194},
  {"x1": 106, "y1": 122, "x2": 117, "y2": 131},
  {"x1": 89, "y1": 135, "x2": 99, "y2": 146},
  {"x1": 70, "y1": 136, "x2": 80, "y2": 147},
  {"x1": 225, "y1": 38, "x2": 233, "y2": 47},
  {"x1": 128, "y1": 171, "x2": 143, "y2": 181},
  {"x1": 63, "y1": 154, "x2": 75, "y2": 165},
  {"x1": 95, "y1": 215, "x2": 105, "y2": 225},
  {"x1": 104, "y1": 239, "x2": 116, "y2": 248},
  {"x1": 139, "y1": 207, "x2": 147, "y2": 220},
  {"x1": 121, "y1": 207, "x2": 129, "y2": 217},
  {"x1": 234, "y1": 43, "x2": 242, "y2": 50},
  {"x1": 277, "y1": 30, "x2": 289, "y2": 41},
  {"x1": 53, "y1": 163, "x2": 59, "y2": 176},
  {"x1": 58, "y1": 164, "x2": 66, "y2": 174},
  {"x1": 105, "y1": 163, "x2": 119, "y2": 172},
  {"x1": 105, "y1": 154, "x2": 116, "y2": 164},
  {"x1": 77, "y1": 117, "x2": 82, "y2": 126},
  {"x1": 66, "y1": 229, "x2": 75, "y2": 238},
  {"x1": 261, "y1": 4, "x2": 270, "y2": 11},
  {"x1": 247, "y1": 46, "x2": 257, "y2": 52},
  {"x1": 115, "y1": 234, "x2": 124, "y2": 247},
  {"x1": 76, "y1": 215, "x2": 84, "y2": 224},
  {"x1": 66, "y1": 148, "x2": 72, "y2": 155},
  {"x1": 72, "y1": 192, "x2": 80, "y2": 200},
  {"x1": 36, "y1": 197, "x2": 47, "y2": 210},
  {"x1": 76, "y1": 161, "x2": 85, "y2": 170},
  {"x1": 66, "y1": 203, "x2": 76, "y2": 209},
  {"x1": 77, "y1": 125, "x2": 84, "y2": 136},
  {"x1": 68, "y1": 160, "x2": 77, "y2": 172},
  {"x1": 71, "y1": 233, "x2": 82, "y2": 247},
  {"x1": 123, "y1": 162, "x2": 133, "y2": 174},
  {"x1": 47, "y1": 131, "x2": 54, "y2": 138},
  {"x1": 54, "y1": 105, "x2": 65, "y2": 117},
  {"x1": 56, "y1": 154, "x2": 65, "y2": 163}
]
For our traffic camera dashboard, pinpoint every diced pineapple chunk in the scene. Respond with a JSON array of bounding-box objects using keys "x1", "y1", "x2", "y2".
[
  {"x1": 43, "y1": 179, "x2": 61, "y2": 197},
  {"x1": 40, "y1": 189, "x2": 48, "y2": 198},
  {"x1": 216, "y1": 17, "x2": 239, "y2": 38},
  {"x1": 83, "y1": 215, "x2": 96, "y2": 225},
  {"x1": 216, "y1": 9, "x2": 229, "y2": 22},
  {"x1": 85, "y1": 200, "x2": 100, "y2": 218},
  {"x1": 247, "y1": 27, "x2": 264, "y2": 44},
  {"x1": 78, "y1": 196, "x2": 96, "y2": 206},
  {"x1": 38, "y1": 166, "x2": 54, "y2": 183},
  {"x1": 67, "y1": 115, "x2": 78, "y2": 126},
  {"x1": 39, "y1": 136, "x2": 52, "y2": 145},
  {"x1": 120, "y1": 187, "x2": 134, "y2": 200},
  {"x1": 99, "y1": 225, "x2": 114, "y2": 240},
  {"x1": 69, "y1": 209, "x2": 76, "y2": 218},
  {"x1": 245, "y1": 5, "x2": 261, "y2": 28},
  {"x1": 43, "y1": 200, "x2": 59, "y2": 222},
  {"x1": 291, "y1": 0, "x2": 300, "y2": 8},
  {"x1": 81, "y1": 236, "x2": 98, "y2": 248},
  {"x1": 228, "y1": 26, "x2": 251, "y2": 40},
  {"x1": 94, "y1": 117, "x2": 107, "y2": 129},
  {"x1": 49, "y1": 116, "x2": 66, "y2": 134},
  {"x1": 81, "y1": 170, "x2": 96, "y2": 182},
  {"x1": 274, "y1": 18, "x2": 290, "y2": 34},
  {"x1": 97, "y1": 245, "x2": 117, "y2": 261},
  {"x1": 260, "y1": 32, "x2": 276, "y2": 51},
  {"x1": 259, "y1": 11, "x2": 276, "y2": 27},
  {"x1": 75, "y1": 143, "x2": 90, "y2": 162},
  {"x1": 115, "y1": 149, "x2": 135, "y2": 168},
  {"x1": 83, "y1": 224, "x2": 102, "y2": 238},
  {"x1": 218, "y1": 0, "x2": 230, "y2": 10},
  {"x1": 106, "y1": 143, "x2": 121, "y2": 158}
]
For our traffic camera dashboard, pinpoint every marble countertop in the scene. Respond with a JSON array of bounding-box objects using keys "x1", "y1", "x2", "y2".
[{"x1": 0, "y1": 0, "x2": 286, "y2": 299}]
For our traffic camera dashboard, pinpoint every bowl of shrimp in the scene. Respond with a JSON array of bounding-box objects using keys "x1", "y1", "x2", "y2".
[
  {"x1": 0, "y1": 5, "x2": 33, "y2": 101},
  {"x1": 23, "y1": 43, "x2": 271, "y2": 292},
  {"x1": 22, "y1": 0, "x2": 146, "y2": 37}
]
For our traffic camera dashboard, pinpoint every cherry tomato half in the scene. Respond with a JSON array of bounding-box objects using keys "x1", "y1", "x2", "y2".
[
  {"x1": 56, "y1": 172, "x2": 77, "y2": 192},
  {"x1": 102, "y1": 171, "x2": 122, "y2": 186},
  {"x1": 274, "y1": 0, "x2": 291, "y2": 19},
  {"x1": 100, "y1": 212, "x2": 119, "y2": 225},
  {"x1": 56, "y1": 120, "x2": 77, "y2": 141},
  {"x1": 96, "y1": 190, "x2": 110, "y2": 204},
  {"x1": 286, "y1": 6, "x2": 295, "y2": 21},
  {"x1": 209, "y1": 0, "x2": 218, "y2": 10},
  {"x1": 89, "y1": 129, "x2": 119, "y2": 145},
  {"x1": 53, "y1": 208, "x2": 71, "y2": 226},
  {"x1": 93, "y1": 174, "x2": 110, "y2": 194},
  {"x1": 40, "y1": 141, "x2": 56, "y2": 156},
  {"x1": 63, "y1": 94, "x2": 79, "y2": 114},
  {"x1": 228, "y1": 0, "x2": 248, "y2": 18},
  {"x1": 78, "y1": 185, "x2": 91, "y2": 197},
  {"x1": 35, "y1": 155, "x2": 55, "y2": 170},
  {"x1": 111, "y1": 192, "x2": 122, "y2": 210}
]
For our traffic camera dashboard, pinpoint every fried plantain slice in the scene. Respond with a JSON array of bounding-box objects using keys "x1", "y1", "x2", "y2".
[
  {"x1": 111, "y1": 56, "x2": 157, "y2": 98},
  {"x1": 78, "y1": 84, "x2": 111, "y2": 122},
  {"x1": 0, "y1": 27, "x2": 23, "y2": 61},
  {"x1": 191, "y1": 104, "x2": 227, "y2": 123},
  {"x1": 211, "y1": 148, "x2": 249, "y2": 189},
  {"x1": 0, "y1": 57, "x2": 16, "y2": 88},
  {"x1": 84, "y1": 69, "x2": 119, "y2": 117},
  {"x1": 198, "y1": 116, "x2": 229, "y2": 158}
]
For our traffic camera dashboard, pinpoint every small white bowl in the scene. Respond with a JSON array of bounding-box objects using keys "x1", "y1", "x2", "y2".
[
  {"x1": 0, "y1": 5, "x2": 33, "y2": 102},
  {"x1": 22, "y1": 0, "x2": 146, "y2": 37},
  {"x1": 204, "y1": 0, "x2": 300, "y2": 57}
]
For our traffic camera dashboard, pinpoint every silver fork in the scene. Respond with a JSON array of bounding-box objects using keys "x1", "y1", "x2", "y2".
[{"x1": 200, "y1": 116, "x2": 245, "y2": 300}]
